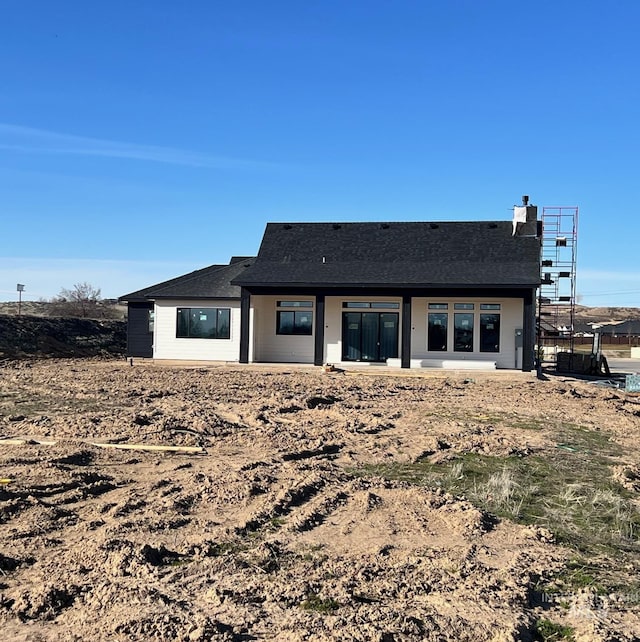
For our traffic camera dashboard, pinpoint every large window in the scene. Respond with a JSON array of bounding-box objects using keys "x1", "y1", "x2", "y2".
[
  {"x1": 176, "y1": 308, "x2": 230, "y2": 339},
  {"x1": 480, "y1": 313, "x2": 500, "y2": 352},
  {"x1": 428, "y1": 302, "x2": 501, "y2": 353},
  {"x1": 454, "y1": 313, "x2": 474, "y2": 352},
  {"x1": 428, "y1": 312, "x2": 448, "y2": 351},
  {"x1": 276, "y1": 301, "x2": 313, "y2": 335}
]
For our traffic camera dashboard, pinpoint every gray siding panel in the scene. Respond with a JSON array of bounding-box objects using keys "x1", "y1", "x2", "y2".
[{"x1": 127, "y1": 303, "x2": 153, "y2": 357}]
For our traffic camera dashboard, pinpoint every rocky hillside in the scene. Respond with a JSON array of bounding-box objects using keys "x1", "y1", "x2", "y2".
[{"x1": 0, "y1": 315, "x2": 126, "y2": 359}]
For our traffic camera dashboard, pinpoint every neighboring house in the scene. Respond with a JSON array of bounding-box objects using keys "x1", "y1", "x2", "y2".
[
  {"x1": 120, "y1": 210, "x2": 541, "y2": 371},
  {"x1": 573, "y1": 322, "x2": 595, "y2": 337},
  {"x1": 538, "y1": 318, "x2": 560, "y2": 338},
  {"x1": 597, "y1": 320, "x2": 640, "y2": 337}
]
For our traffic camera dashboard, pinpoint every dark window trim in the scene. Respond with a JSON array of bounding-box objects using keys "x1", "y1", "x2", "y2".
[
  {"x1": 479, "y1": 312, "x2": 501, "y2": 353},
  {"x1": 427, "y1": 312, "x2": 448, "y2": 352},
  {"x1": 276, "y1": 310, "x2": 313, "y2": 335},
  {"x1": 277, "y1": 300, "x2": 313, "y2": 308},
  {"x1": 453, "y1": 312, "x2": 474, "y2": 352},
  {"x1": 343, "y1": 301, "x2": 400, "y2": 309},
  {"x1": 176, "y1": 307, "x2": 231, "y2": 340}
]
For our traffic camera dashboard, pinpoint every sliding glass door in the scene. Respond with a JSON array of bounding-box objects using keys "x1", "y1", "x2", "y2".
[{"x1": 342, "y1": 312, "x2": 398, "y2": 362}]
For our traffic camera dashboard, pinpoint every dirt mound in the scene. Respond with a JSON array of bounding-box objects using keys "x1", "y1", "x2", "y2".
[
  {"x1": 1, "y1": 361, "x2": 639, "y2": 640},
  {"x1": 0, "y1": 315, "x2": 125, "y2": 359}
]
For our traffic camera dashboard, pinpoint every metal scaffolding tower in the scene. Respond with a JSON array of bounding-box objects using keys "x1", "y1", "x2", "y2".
[{"x1": 538, "y1": 206, "x2": 579, "y2": 363}]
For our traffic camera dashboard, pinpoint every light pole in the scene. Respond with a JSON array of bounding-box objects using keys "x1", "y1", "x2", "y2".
[{"x1": 17, "y1": 284, "x2": 24, "y2": 316}]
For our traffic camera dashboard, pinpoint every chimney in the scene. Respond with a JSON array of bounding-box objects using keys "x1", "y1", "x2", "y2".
[{"x1": 512, "y1": 195, "x2": 538, "y2": 236}]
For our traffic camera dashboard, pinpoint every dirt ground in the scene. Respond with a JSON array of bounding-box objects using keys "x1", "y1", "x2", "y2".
[{"x1": 1, "y1": 359, "x2": 639, "y2": 641}]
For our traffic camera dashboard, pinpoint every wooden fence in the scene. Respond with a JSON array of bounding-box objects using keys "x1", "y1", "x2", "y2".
[
  {"x1": 541, "y1": 335, "x2": 640, "y2": 347},
  {"x1": 573, "y1": 335, "x2": 640, "y2": 346}
]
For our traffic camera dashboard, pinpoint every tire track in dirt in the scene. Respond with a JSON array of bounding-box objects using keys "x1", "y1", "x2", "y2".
[{"x1": 1, "y1": 360, "x2": 639, "y2": 640}]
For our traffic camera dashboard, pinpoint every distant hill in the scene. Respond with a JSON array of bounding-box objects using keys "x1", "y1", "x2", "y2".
[
  {"x1": 574, "y1": 305, "x2": 640, "y2": 324},
  {"x1": 539, "y1": 304, "x2": 640, "y2": 326},
  {"x1": 0, "y1": 300, "x2": 127, "y2": 319}
]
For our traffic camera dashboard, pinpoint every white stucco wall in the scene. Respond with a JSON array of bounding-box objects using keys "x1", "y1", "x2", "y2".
[
  {"x1": 148, "y1": 294, "x2": 525, "y2": 367},
  {"x1": 153, "y1": 299, "x2": 241, "y2": 361},
  {"x1": 259, "y1": 294, "x2": 523, "y2": 368},
  {"x1": 410, "y1": 297, "x2": 524, "y2": 369},
  {"x1": 251, "y1": 295, "x2": 315, "y2": 363},
  {"x1": 325, "y1": 296, "x2": 403, "y2": 365}
]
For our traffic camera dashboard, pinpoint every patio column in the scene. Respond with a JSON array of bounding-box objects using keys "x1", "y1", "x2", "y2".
[
  {"x1": 239, "y1": 288, "x2": 250, "y2": 364},
  {"x1": 522, "y1": 288, "x2": 535, "y2": 372},
  {"x1": 401, "y1": 294, "x2": 412, "y2": 368},
  {"x1": 314, "y1": 293, "x2": 325, "y2": 366}
]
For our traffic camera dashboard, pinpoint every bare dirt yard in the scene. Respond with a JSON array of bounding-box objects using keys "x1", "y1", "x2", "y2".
[{"x1": 1, "y1": 359, "x2": 639, "y2": 641}]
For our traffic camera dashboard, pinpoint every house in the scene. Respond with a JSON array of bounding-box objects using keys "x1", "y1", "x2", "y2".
[
  {"x1": 573, "y1": 322, "x2": 595, "y2": 337},
  {"x1": 120, "y1": 206, "x2": 541, "y2": 371},
  {"x1": 597, "y1": 320, "x2": 640, "y2": 338}
]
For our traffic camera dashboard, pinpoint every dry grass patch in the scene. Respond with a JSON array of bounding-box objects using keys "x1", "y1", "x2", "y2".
[{"x1": 352, "y1": 420, "x2": 640, "y2": 598}]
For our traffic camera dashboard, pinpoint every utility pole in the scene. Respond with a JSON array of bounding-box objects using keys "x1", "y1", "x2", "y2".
[{"x1": 16, "y1": 284, "x2": 24, "y2": 316}]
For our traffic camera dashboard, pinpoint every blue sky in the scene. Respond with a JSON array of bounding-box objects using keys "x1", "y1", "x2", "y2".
[{"x1": 1, "y1": 1, "x2": 638, "y2": 306}]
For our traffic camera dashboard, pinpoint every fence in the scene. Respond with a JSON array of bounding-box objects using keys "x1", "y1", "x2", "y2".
[{"x1": 573, "y1": 335, "x2": 640, "y2": 347}]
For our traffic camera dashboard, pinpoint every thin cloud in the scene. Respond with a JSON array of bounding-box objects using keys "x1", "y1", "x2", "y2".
[
  {"x1": 578, "y1": 268, "x2": 640, "y2": 282},
  {"x1": 0, "y1": 123, "x2": 277, "y2": 170}
]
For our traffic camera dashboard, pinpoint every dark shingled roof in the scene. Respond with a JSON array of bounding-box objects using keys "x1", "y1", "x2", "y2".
[
  {"x1": 597, "y1": 320, "x2": 640, "y2": 335},
  {"x1": 233, "y1": 221, "x2": 540, "y2": 289},
  {"x1": 120, "y1": 259, "x2": 254, "y2": 302}
]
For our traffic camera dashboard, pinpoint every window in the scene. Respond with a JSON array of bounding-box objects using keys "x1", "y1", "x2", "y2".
[
  {"x1": 343, "y1": 301, "x2": 400, "y2": 309},
  {"x1": 277, "y1": 300, "x2": 313, "y2": 308},
  {"x1": 148, "y1": 310, "x2": 155, "y2": 333},
  {"x1": 427, "y1": 303, "x2": 500, "y2": 353},
  {"x1": 176, "y1": 308, "x2": 230, "y2": 339},
  {"x1": 454, "y1": 313, "x2": 474, "y2": 352},
  {"x1": 276, "y1": 300, "x2": 313, "y2": 335},
  {"x1": 428, "y1": 313, "x2": 448, "y2": 351},
  {"x1": 480, "y1": 314, "x2": 500, "y2": 352}
]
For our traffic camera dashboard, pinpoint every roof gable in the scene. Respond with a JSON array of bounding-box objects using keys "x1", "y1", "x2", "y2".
[{"x1": 120, "y1": 259, "x2": 254, "y2": 301}]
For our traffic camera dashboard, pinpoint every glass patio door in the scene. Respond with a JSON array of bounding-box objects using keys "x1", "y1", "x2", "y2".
[{"x1": 342, "y1": 312, "x2": 398, "y2": 362}]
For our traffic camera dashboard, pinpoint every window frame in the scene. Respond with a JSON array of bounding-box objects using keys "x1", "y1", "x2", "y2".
[
  {"x1": 176, "y1": 307, "x2": 231, "y2": 340},
  {"x1": 453, "y1": 312, "x2": 474, "y2": 352},
  {"x1": 426, "y1": 302, "x2": 502, "y2": 353},
  {"x1": 427, "y1": 312, "x2": 448, "y2": 351},
  {"x1": 343, "y1": 301, "x2": 400, "y2": 309},
  {"x1": 277, "y1": 300, "x2": 314, "y2": 308},
  {"x1": 276, "y1": 300, "x2": 313, "y2": 336},
  {"x1": 479, "y1": 312, "x2": 501, "y2": 353}
]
